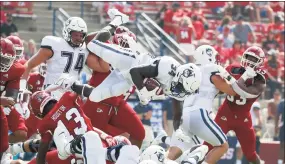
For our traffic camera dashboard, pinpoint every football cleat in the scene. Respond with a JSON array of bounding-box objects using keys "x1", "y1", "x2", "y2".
[
  {"x1": 181, "y1": 145, "x2": 209, "y2": 163},
  {"x1": 53, "y1": 125, "x2": 70, "y2": 160},
  {"x1": 151, "y1": 130, "x2": 167, "y2": 145},
  {"x1": 107, "y1": 8, "x2": 129, "y2": 25}
]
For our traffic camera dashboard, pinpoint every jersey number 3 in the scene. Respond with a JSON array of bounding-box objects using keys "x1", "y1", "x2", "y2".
[
  {"x1": 57, "y1": 108, "x2": 87, "y2": 141},
  {"x1": 227, "y1": 95, "x2": 247, "y2": 105},
  {"x1": 61, "y1": 51, "x2": 85, "y2": 73}
]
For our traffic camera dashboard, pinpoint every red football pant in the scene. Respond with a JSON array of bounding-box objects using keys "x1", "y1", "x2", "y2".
[
  {"x1": 204, "y1": 109, "x2": 258, "y2": 162},
  {"x1": 0, "y1": 108, "x2": 9, "y2": 152},
  {"x1": 83, "y1": 100, "x2": 145, "y2": 141}
]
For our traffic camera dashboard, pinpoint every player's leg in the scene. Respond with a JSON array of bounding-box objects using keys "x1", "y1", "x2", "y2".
[
  {"x1": 110, "y1": 101, "x2": 145, "y2": 148},
  {"x1": 0, "y1": 109, "x2": 9, "y2": 161},
  {"x1": 181, "y1": 108, "x2": 228, "y2": 163},
  {"x1": 204, "y1": 109, "x2": 231, "y2": 153},
  {"x1": 278, "y1": 125, "x2": 284, "y2": 164},
  {"x1": 81, "y1": 131, "x2": 106, "y2": 164},
  {"x1": 82, "y1": 100, "x2": 112, "y2": 131},
  {"x1": 87, "y1": 40, "x2": 137, "y2": 71},
  {"x1": 115, "y1": 145, "x2": 140, "y2": 164},
  {"x1": 89, "y1": 70, "x2": 131, "y2": 102},
  {"x1": 235, "y1": 125, "x2": 260, "y2": 164}
]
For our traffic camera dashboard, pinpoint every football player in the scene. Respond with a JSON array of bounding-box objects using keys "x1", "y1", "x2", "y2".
[
  {"x1": 79, "y1": 27, "x2": 145, "y2": 148},
  {"x1": 28, "y1": 90, "x2": 137, "y2": 164},
  {"x1": 0, "y1": 38, "x2": 28, "y2": 149},
  {"x1": 6, "y1": 35, "x2": 27, "y2": 65},
  {"x1": 166, "y1": 45, "x2": 261, "y2": 164},
  {"x1": 204, "y1": 46, "x2": 267, "y2": 164},
  {"x1": 20, "y1": 8, "x2": 130, "y2": 100},
  {"x1": 77, "y1": 28, "x2": 202, "y2": 105},
  {"x1": 27, "y1": 63, "x2": 46, "y2": 93}
]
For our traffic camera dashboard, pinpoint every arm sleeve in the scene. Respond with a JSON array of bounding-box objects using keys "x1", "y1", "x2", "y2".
[
  {"x1": 94, "y1": 25, "x2": 116, "y2": 42},
  {"x1": 70, "y1": 82, "x2": 93, "y2": 98},
  {"x1": 129, "y1": 59, "x2": 160, "y2": 90}
]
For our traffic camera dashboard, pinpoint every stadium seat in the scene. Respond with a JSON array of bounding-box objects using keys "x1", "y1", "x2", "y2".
[{"x1": 0, "y1": 1, "x2": 35, "y2": 18}]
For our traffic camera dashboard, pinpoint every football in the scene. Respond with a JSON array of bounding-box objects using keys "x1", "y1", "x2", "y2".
[{"x1": 143, "y1": 78, "x2": 163, "y2": 95}]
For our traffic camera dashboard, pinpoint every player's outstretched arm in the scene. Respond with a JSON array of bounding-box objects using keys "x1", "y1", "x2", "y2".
[
  {"x1": 211, "y1": 75, "x2": 237, "y2": 96},
  {"x1": 70, "y1": 82, "x2": 94, "y2": 97},
  {"x1": 232, "y1": 76, "x2": 266, "y2": 98},
  {"x1": 36, "y1": 141, "x2": 49, "y2": 164},
  {"x1": 86, "y1": 54, "x2": 110, "y2": 73},
  {"x1": 22, "y1": 48, "x2": 52, "y2": 80}
]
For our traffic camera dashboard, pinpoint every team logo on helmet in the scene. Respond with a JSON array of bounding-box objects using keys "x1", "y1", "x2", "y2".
[
  {"x1": 206, "y1": 48, "x2": 213, "y2": 57},
  {"x1": 154, "y1": 151, "x2": 164, "y2": 162}
]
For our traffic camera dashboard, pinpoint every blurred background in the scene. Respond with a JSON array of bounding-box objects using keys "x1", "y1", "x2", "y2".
[{"x1": 1, "y1": 1, "x2": 284, "y2": 164}]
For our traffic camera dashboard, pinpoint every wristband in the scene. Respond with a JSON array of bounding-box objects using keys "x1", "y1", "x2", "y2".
[{"x1": 20, "y1": 79, "x2": 27, "y2": 90}]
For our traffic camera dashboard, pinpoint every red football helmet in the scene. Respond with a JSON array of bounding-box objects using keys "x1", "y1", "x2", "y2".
[
  {"x1": 0, "y1": 38, "x2": 16, "y2": 72},
  {"x1": 241, "y1": 46, "x2": 265, "y2": 68},
  {"x1": 112, "y1": 26, "x2": 136, "y2": 48},
  {"x1": 29, "y1": 91, "x2": 56, "y2": 118},
  {"x1": 6, "y1": 35, "x2": 24, "y2": 60}
]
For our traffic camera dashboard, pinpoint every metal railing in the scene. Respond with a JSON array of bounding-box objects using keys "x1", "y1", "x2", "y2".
[
  {"x1": 135, "y1": 13, "x2": 187, "y2": 64},
  {"x1": 52, "y1": 8, "x2": 70, "y2": 36}
]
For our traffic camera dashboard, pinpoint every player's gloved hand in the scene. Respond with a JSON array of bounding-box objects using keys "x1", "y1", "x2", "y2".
[
  {"x1": 14, "y1": 102, "x2": 30, "y2": 120},
  {"x1": 0, "y1": 96, "x2": 15, "y2": 108},
  {"x1": 55, "y1": 73, "x2": 78, "y2": 91},
  {"x1": 3, "y1": 107, "x2": 12, "y2": 115},
  {"x1": 216, "y1": 65, "x2": 236, "y2": 84},
  {"x1": 174, "y1": 128, "x2": 191, "y2": 143},
  {"x1": 107, "y1": 9, "x2": 129, "y2": 25},
  {"x1": 241, "y1": 67, "x2": 257, "y2": 81}
]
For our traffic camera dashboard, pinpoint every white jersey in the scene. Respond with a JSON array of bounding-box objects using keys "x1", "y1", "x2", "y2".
[
  {"x1": 154, "y1": 56, "x2": 181, "y2": 100},
  {"x1": 41, "y1": 36, "x2": 89, "y2": 86},
  {"x1": 183, "y1": 63, "x2": 220, "y2": 111}
]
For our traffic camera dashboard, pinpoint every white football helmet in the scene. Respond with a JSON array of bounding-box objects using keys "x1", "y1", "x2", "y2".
[
  {"x1": 38, "y1": 63, "x2": 47, "y2": 77},
  {"x1": 193, "y1": 45, "x2": 219, "y2": 66},
  {"x1": 62, "y1": 17, "x2": 87, "y2": 47},
  {"x1": 170, "y1": 63, "x2": 202, "y2": 99},
  {"x1": 139, "y1": 145, "x2": 165, "y2": 164}
]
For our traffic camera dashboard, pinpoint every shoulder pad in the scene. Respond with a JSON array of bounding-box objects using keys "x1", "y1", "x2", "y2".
[{"x1": 41, "y1": 36, "x2": 62, "y2": 48}]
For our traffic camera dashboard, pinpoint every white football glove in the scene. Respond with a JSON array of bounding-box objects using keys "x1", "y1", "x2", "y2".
[
  {"x1": 3, "y1": 107, "x2": 12, "y2": 115},
  {"x1": 241, "y1": 67, "x2": 257, "y2": 81},
  {"x1": 215, "y1": 65, "x2": 236, "y2": 84},
  {"x1": 55, "y1": 73, "x2": 78, "y2": 91},
  {"x1": 14, "y1": 102, "x2": 30, "y2": 120},
  {"x1": 137, "y1": 87, "x2": 160, "y2": 105}
]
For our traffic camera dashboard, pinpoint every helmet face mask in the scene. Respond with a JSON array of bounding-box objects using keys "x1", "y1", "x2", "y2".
[
  {"x1": 113, "y1": 26, "x2": 136, "y2": 48},
  {"x1": 241, "y1": 46, "x2": 265, "y2": 69},
  {"x1": 0, "y1": 38, "x2": 16, "y2": 72},
  {"x1": 6, "y1": 35, "x2": 24, "y2": 60},
  {"x1": 170, "y1": 64, "x2": 202, "y2": 99},
  {"x1": 62, "y1": 17, "x2": 87, "y2": 48}
]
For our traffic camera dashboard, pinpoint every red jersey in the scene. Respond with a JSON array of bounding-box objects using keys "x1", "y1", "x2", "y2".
[
  {"x1": 17, "y1": 58, "x2": 27, "y2": 65},
  {"x1": 177, "y1": 26, "x2": 193, "y2": 43},
  {"x1": 220, "y1": 64, "x2": 267, "y2": 117},
  {"x1": 27, "y1": 72, "x2": 45, "y2": 93},
  {"x1": 6, "y1": 108, "x2": 28, "y2": 133},
  {"x1": 38, "y1": 92, "x2": 93, "y2": 143},
  {"x1": 89, "y1": 71, "x2": 126, "y2": 106},
  {"x1": 163, "y1": 9, "x2": 175, "y2": 34},
  {"x1": 267, "y1": 23, "x2": 285, "y2": 42},
  {"x1": 0, "y1": 62, "x2": 25, "y2": 95},
  {"x1": 192, "y1": 21, "x2": 204, "y2": 40},
  {"x1": 25, "y1": 113, "x2": 40, "y2": 138}
]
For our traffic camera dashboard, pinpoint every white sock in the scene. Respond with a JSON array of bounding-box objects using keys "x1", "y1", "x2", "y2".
[
  {"x1": 202, "y1": 162, "x2": 209, "y2": 164},
  {"x1": 236, "y1": 159, "x2": 242, "y2": 164},
  {"x1": 109, "y1": 16, "x2": 123, "y2": 27},
  {"x1": 278, "y1": 159, "x2": 283, "y2": 164},
  {"x1": 10, "y1": 143, "x2": 24, "y2": 155},
  {"x1": 187, "y1": 158, "x2": 197, "y2": 164},
  {"x1": 64, "y1": 142, "x2": 72, "y2": 155},
  {"x1": 165, "y1": 137, "x2": 171, "y2": 145}
]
